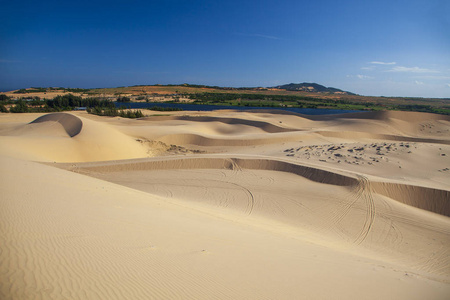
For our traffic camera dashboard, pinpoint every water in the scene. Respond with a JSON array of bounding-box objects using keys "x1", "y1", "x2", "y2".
[{"x1": 115, "y1": 102, "x2": 362, "y2": 115}]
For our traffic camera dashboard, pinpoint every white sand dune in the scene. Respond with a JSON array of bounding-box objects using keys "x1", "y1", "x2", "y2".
[
  {"x1": 142, "y1": 115, "x2": 297, "y2": 133},
  {"x1": 0, "y1": 113, "x2": 149, "y2": 162},
  {"x1": 1, "y1": 110, "x2": 450, "y2": 299},
  {"x1": 30, "y1": 112, "x2": 83, "y2": 137},
  {"x1": 0, "y1": 112, "x2": 83, "y2": 138}
]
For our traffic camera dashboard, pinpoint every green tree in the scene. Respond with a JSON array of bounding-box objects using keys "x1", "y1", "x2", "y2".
[
  {"x1": 117, "y1": 96, "x2": 131, "y2": 102},
  {"x1": 10, "y1": 100, "x2": 29, "y2": 113},
  {"x1": 0, "y1": 103, "x2": 8, "y2": 113}
]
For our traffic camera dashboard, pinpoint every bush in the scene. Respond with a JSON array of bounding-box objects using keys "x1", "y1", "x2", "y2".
[
  {"x1": 10, "y1": 100, "x2": 29, "y2": 113},
  {"x1": 117, "y1": 96, "x2": 131, "y2": 102},
  {"x1": 147, "y1": 106, "x2": 183, "y2": 111},
  {"x1": 0, "y1": 103, "x2": 8, "y2": 113},
  {"x1": 88, "y1": 106, "x2": 144, "y2": 118}
]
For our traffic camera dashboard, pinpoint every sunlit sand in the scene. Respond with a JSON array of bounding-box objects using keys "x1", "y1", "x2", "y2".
[{"x1": 1, "y1": 110, "x2": 449, "y2": 299}]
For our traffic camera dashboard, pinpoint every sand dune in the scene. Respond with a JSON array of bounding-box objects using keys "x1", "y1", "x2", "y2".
[
  {"x1": 142, "y1": 115, "x2": 297, "y2": 133},
  {"x1": 0, "y1": 113, "x2": 149, "y2": 162},
  {"x1": 316, "y1": 130, "x2": 450, "y2": 144},
  {"x1": 30, "y1": 112, "x2": 83, "y2": 137},
  {"x1": 306, "y1": 110, "x2": 450, "y2": 122},
  {"x1": 371, "y1": 181, "x2": 450, "y2": 217},
  {"x1": 53, "y1": 155, "x2": 450, "y2": 282},
  {"x1": 59, "y1": 155, "x2": 449, "y2": 216},
  {"x1": 0, "y1": 112, "x2": 82, "y2": 138},
  {"x1": 156, "y1": 132, "x2": 303, "y2": 146},
  {"x1": 59, "y1": 156, "x2": 359, "y2": 186},
  {"x1": 1, "y1": 110, "x2": 450, "y2": 299}
]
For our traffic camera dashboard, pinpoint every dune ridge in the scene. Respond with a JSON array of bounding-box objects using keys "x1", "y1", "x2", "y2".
[
  {"x1": 371, "y1": 182, "x2": 450, "y2": 217},
  {"x1": 30, "y1": 112, "x2": 83, "y2": 137},
  {"x1": 307, "y1": 110, "x2": 450, "y2": 122},
  {"x1": 61, "y1": 156, "x2": 357, "y2": 186},
  {"x1": 317, "y1": 130, "x2": 450, "y2": 145},
  {"x1": 60, "y1": 156, "x2": 449, "y2": 217},
  {"x1": 232, "y1": 109, "x2": 450, "y2": 122},
  {"x1": 156, "y1": 133, "x2": 302, "y2": 146},
  {"x1": 156, "y1": 130, "x2": 450, "y2": 148},
  {"x1": 143, "y1": 115, "x2": 297, "y2": 133},
  {"x1": 0, "y1": 113, "x2": 150, "y2": 162}
]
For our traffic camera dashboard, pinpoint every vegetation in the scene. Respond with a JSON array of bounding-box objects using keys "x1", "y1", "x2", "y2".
[
  {"x1": 2, "y1": 83, "x2": 449, "y2": 115},
  {"x1": 0, "y1": 94, "x2": 10, "y2": 101},
  {"x1": 117, "y1": 96, "x2": 131, "y2": 102},
  {"x1": 62, "y1": 88, "x2": 91, "y2": 93},
  {"x1": 147, "y1": 106, "x2": 183, "y2": 111},
  {"x1": 46, "y1": 94, "x2": 115, "y2": 111},
  {"x1": 13, "y1": 88, "x2": 47, "y2": 94},
  {"x1": 1, "y1": 94, "x2": 116, "y2": 113},
  {"x1": 391, "y1": 104, "x2": 450, "y2": 115},
  {"x1": 0, "y1": 103, "x2": 7, "y2": 113},
  {"x1": 273, "y1": 83, "x2": 353, "y2": 94},
  {"x1": 10, "y1": 100, "x2": 29, "y2": 113},
  {"x1": 185, "y1": 92, "x2": 450, "y2": 115},
  {"x1": 87, "y1": 107, "x2": 144, "y2": 118},
  {"x1": 0, "y1": 94, "x2": 11, "y2": 113},
  {"x1": 13, "y1": 87, "x2": 91, "y2": 94}
]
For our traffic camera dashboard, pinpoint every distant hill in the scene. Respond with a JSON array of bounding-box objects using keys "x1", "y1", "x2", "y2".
[{"x1": 272, "y1": 83, "x2": 354, "y2": 95}]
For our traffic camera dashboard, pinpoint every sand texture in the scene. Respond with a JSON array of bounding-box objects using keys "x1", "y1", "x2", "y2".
[{"x1": 1, "y1": 110, "x2": 449, "y2": 299}]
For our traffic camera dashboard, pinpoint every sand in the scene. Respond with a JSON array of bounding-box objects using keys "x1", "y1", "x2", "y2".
[{"x1": 1, "y1": 110, "x2": 449, "y2": 299}]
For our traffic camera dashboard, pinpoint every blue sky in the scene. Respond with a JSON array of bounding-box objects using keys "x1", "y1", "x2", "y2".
[{"x1": 1, "y1": 0, "x2": 449, "y2": 97}]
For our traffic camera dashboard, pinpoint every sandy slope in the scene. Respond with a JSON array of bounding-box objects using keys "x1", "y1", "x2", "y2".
[
  {"x1": 1, "y1": 110, "x2": 450, "y2": 299},
  {"x1": 0, "y1": 113, "x2": 149, "y2": 162}
]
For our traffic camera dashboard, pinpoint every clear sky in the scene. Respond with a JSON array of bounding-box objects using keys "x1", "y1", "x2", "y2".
[{"x1": 1, "y1": 0, "x2": 449, "y2": 97}]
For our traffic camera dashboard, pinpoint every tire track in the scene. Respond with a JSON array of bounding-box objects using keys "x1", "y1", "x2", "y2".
[
  {"x1": 321, "y1": 185, "x2": 361, "y2": 235},
  {"x1": 225, "y1": 159, "x2": 255, "y2": 215},
  {"x1": 322, "y1": 175, "x2": 377, "y2": 245},
  {"x1": 353, "y1": 175, "x2": 376, "y2": 245},
  {"x1": 375, "y1": 196, "x2": 404, "y2": 247},
  {"x1": 227, "y1": 182, "x2": 255, "y2": 216}
]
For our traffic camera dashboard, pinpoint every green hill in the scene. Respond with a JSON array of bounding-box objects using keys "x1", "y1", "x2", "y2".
[{"x1": 273, "y1": 83, "x2": 354, "y2": 94}]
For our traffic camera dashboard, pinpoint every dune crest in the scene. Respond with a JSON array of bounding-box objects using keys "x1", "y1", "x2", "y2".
[
  {"x1": 0, "y1": 112, "x2": 150, "y2": 162},
  {"x1": 62, "y1": 155, "x2": 449, "y2": 217},
  {"x1": 30, "y1": 112, "x2": 83, "y2": 137},
  {"x1": 143, "y1": 115, "x2": 297, "y2": 133},
  {"x1": 371, "y1": 182, "x2": 450, "y2": 217}
]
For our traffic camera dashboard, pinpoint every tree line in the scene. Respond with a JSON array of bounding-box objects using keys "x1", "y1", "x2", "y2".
[
  {"x1": 87, "y1": 106, "x2": 144, "y2": 118},
  {"x1": 0, "y1": 94, "x2": 116, "y2": 113},
  {"x1": 13, "y1": 87, "x2": 91, "y2": 94},
  {"x1": 187, "y1": 92, "x2": 449, "y2": 115}
]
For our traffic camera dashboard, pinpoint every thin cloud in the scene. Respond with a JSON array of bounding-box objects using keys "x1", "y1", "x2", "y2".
[
  {"x1": 347, "y1": 74, "x2": 373, "y2": 79},
  {"x1": 388, "y1": 66, "x2": 439, "y2": 73},
  {"x1": 415, "y1": 80, "x2": 424, "y2": 85},
  {"x1": 370, "y1": 61, "x2": 396, "y2": 65},
  {"x1": 357, "y1": 74, "x2": 373, "y2": 79},
  {"x1": 413, "y1": 75, "x2": 450, "y2": 80}
]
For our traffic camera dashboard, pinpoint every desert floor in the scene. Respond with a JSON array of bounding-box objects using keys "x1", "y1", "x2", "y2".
[{"x1": 1, "y1": 109, "x2": 449, "y2": 299}]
